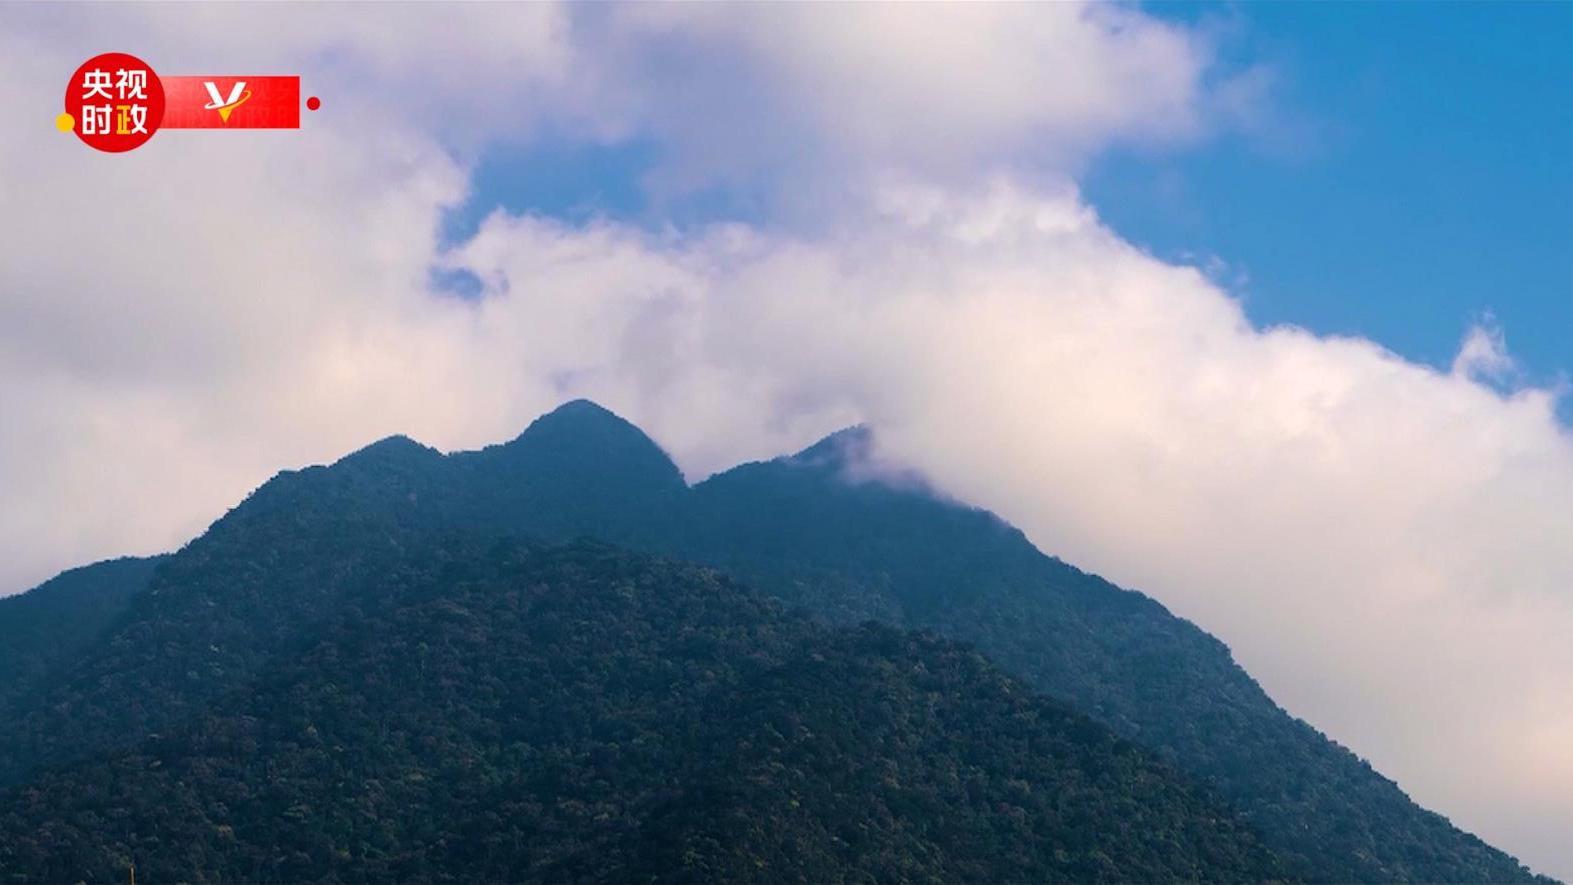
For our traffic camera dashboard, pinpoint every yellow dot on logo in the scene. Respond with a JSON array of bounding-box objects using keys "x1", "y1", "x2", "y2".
[{"x1": 55, "y1": 112, "x2": 75, "y2": 132}]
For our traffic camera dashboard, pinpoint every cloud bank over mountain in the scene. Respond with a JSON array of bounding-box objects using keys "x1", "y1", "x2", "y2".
[{"x1": 1, "y1": 4, "x2": 1568, "y2": 877}]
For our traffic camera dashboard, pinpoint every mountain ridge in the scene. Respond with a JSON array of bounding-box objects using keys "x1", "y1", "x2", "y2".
[
  {"x1": 0, "y1": 541, "x2": 1288, "y2": 882},
  {"x1": 0, "y1": 400, "x2": 1551, "y2": 882},
  {"x1": 0, "y1": 555, "x2": 167, "y2": 717}
]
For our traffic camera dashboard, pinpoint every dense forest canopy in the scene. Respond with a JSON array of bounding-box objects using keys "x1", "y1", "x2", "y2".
[
  {"x1": 0, "y1": 401, "x2": 1551, "y2": 882},
  {"x1": 0, "y1": 542, "x2": 1286, "y2": 882}
]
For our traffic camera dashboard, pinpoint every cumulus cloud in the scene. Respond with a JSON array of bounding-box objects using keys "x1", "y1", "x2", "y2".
[
  {"x1": 588, "y1": 2, "x2": 1228, "y2": 200},
  {"x1": 435, "y1": 185, "x2": 1573, "y2": 879},
  {"x1": 1453, "y1": 317, "x2": 1517, "y2": 382},
  {"x1": 1, "y1": 3, "x2": 1569, "y2": 878}
]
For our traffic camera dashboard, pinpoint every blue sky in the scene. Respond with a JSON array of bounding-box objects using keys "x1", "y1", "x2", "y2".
[
  {"x1": 450, "y1": 2, "x2": 1573, "y2": 405},
  {"x1": 9, "y1": 7, "x2": 1573, "y2": 874},
  {"x1": 1092, "y1": 1, "x2": 1573, "y2": 394}
]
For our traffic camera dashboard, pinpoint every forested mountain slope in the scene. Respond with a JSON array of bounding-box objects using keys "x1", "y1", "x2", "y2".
[
  {"x1": 0, "y1": 556, "x2": 164, "y2": 713},
  {"x1": 0, "y1": 400, "x2": 1549, "y2": 881},
  {"x1": 0, "y1": 542, "x2": 1285, "y2": 883}
]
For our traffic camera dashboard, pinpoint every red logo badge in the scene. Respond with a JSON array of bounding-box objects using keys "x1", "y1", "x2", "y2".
[
  {"x1": 61, "y1": 52, "x2": 166, "y2": 153},
  {"x1": 59, "y1": 53, "x2": 319, "y2": 153}
]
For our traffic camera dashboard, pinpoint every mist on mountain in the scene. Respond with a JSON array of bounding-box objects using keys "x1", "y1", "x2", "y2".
[{"x1": 0, "y1": 400, "x2": 1551, "y2": 882}]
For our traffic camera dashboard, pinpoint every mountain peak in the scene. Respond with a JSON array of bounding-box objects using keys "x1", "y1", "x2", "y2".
[
  {"x1": 516, "y1": 399, "x2": 647, "y2": 443},
  {"x1": 791, "y1": 425, "x2": 874, "y2": 469},
  {"x1": 338, "y1": 434, "x2": 437, "y2": 461},
  {"x1": 492, "y1": 399, "x2": 686, "y2": 494},
  {"x1": 329, "y1": 434, "x2": 445, "y2": 477},
  {"x1": 541, "y1": 398, "x2": 619, "y2": 421}
]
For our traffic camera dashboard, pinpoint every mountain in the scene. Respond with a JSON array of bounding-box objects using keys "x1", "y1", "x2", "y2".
[
  {"x1": 674, "y1": 431, "x2": 1534, "y2": 881},
  {"x1": 0, "y1": 556, "x2": 164, "y2": 714},
  {"x1": 0, "y1": 400, "x2": 1550, "y2": 882},
  {"x1": 0, "y1": 541, "x2": 1285, "y2": 882}
]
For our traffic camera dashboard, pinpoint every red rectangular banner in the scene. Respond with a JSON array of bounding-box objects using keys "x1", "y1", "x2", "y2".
[{"x1": 161, "y1": 75, "x2": 300, "y2": 129}]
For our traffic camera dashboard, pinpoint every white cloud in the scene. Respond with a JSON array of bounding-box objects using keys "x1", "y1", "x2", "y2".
[
  {"x1": 1, "y1": 3, "x2": 1569, "y2": 879},
  {"x1": 594, "y1": 3, "x2": 1223, "y2": 192},
  {"x1": 450, "y1": 179, "x2": 1573, "y2": 879},
  {"x1": 1453, "y1": 318, "x2": 1517, "y2": 382}
]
